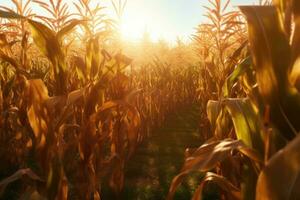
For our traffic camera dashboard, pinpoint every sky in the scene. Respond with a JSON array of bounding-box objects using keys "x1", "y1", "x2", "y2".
[
  {"x1": 119, "y1": 0, "x2": 257, "y2": 42},
  {"x1": 1, "y1": 0, "x2": 257, "y2": 42}
]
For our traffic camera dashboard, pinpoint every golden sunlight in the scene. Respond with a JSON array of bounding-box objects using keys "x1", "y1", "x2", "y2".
[
  {"x1": 2, "y1": 0, "x2": 287, "y2": 200},
  {"x1": 120, "y1": 16, "x2": 149, "y2": 42},
  {"x1": 119, "y1": 3, "x2": 171, "y2": 42}
]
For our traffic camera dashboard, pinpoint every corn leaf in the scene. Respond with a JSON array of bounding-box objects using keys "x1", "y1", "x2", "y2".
[
  {"x1": 207, "y1": 98, "x2": 264, "y2": 153},
  {"x1": 167, "y1": 139, "x2": 262, "y2": 200},
  {"x1": 26, "y1": 79, "x2": 50, "y2": 140},
  {"x1": 28, "y1": 20, "x2": 60, "y2": 62},
  {"x1": 72, "y1": 55, "x2": 87, "y2": 81},
  {"x1": 240, "y1": 6, "x2": 300, "y2": 140},
  {"x1": 28, "y1": 19, "x2": 67, "y2": 94},
  {"x1": 223, "y1": 57, "x2": 251, "y2": 97},
  {"x1": 224, "y1": 98, "x2": 264, "y2": 153},
  {"x1": 0, "y1": 168, "x2": 43, "y2": 195},
  {"x1": 0, "y1": 49, "x2": 29, "y2": 76},
  {"x1": 0, "y1": 89, "x2": 2, "y2": 114},
  {"x1": 207, "y1": 100, "x2": 221, "y2": 131},
  {"x1": 56, "y1": 20, "x2": 85, "y2": 42},
  {"x1": 0, "y1": 9, "x2": 24, "y2": 19},
  {"x1": 272, "y1": 0, "x2": 293, "y2": 35},
  {"x1": 290, "y1": 1, "x2": 300, "y2": 89},
  {"x1": 192, "y1": 172, "x2": 241, "y2": 200},
  {"x1": 86, "y1": 37, "x2": 101, "y2": 80},
  {"x1": 239, "y1": 6, "x2": 290, "y2": 102},
  {"x1": 256, "y1": 134, "x2": 300, "y2": 200}
]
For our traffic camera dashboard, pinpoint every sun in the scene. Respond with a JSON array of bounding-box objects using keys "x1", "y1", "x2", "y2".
[
  {"x1": 115, "y1": 0, "x2": 179, "y2": 43},
  {"x1": 120, "y1": 17, "x2": 149, "y2": 42},
  {"x1": 118, "y1": 5, "x2": 164, "y2": 42}
]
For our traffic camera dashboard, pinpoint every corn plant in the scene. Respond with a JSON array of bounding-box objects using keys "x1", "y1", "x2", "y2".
[
  {"x1": 0, "y1": 6, "x2": 136, "y2": 199},
  {"x1": 0, "y1": 0, "x2": 202, "y2": 198},
  {"x1": 168, "y1": 0, "x2": 300, "y2": 199},
  {"x1": 193, "y1": 0, "x2": 246, "y2": 99},
  {"x1": 33, "y1": 0, "x2": 73, "y2": 32}
]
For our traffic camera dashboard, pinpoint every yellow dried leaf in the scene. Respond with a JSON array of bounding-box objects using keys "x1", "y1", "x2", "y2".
[{"x1": 26, "y1": 79, "x2": 49, "y2": 139}]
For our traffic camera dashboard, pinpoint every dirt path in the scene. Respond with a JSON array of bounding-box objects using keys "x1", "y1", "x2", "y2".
[{"x1": 103, "y1": 104, "x2": 203, "y2": 200}]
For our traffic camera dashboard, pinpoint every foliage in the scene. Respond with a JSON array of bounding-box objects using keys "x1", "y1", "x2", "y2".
[
  {"x1": 0, "y1": 0, "x2": 200, "y2": 199},
  {"x1": 168, "y1": 0, "x2": 300, "y2": 199},
  {"x1": 2, "y1": 0, "x2": 300, "y2": 199}
]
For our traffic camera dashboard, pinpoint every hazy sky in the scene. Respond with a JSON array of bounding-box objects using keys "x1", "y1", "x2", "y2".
[
  {"x1": 1, "y1": 0, "x2": 257, "y2": 42},
  {"x1": 119, "y1": 0, "x2": 257, "y2": 41}
]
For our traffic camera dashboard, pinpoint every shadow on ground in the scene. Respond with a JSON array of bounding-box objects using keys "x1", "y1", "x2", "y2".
[{"x1": 103, "y1": 104, "x2": 210, "y2": 200}]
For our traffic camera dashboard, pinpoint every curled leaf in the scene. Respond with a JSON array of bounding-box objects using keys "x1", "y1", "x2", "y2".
[
  {"x1": 256, "y1": 134, "x2": 300, "y2": 200},
  {"x1": 0, "y1": 168, "x2": 43, "y2": 195},
  {"x1": 167, "y1": 139, "x2": 262, "y2": 200},
  {"x1": 192, "y1": 172, "x2": 241, "y2": 200}
]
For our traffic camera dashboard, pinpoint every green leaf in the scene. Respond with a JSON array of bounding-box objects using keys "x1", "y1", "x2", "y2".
[
  {"x1": 223, "y1": 57, "x2": 251, "y2": 97},
  {"x1": 207, "y1": 98, "x2": 264, "y2": 153},
  {"x1": 224, "y1": 98, "x2": 264, "y2": 153}
]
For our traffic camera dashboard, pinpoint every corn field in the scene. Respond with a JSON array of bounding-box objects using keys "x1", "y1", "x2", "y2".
[{"x1": 0, "y1": 0, "x2": 300, "y2": 199}]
